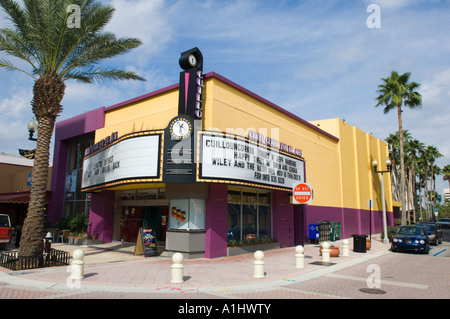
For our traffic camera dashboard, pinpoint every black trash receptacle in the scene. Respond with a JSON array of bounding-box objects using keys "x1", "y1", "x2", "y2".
[{"x1": 352, "y1": 234, "x2": 367, "y2": 253}]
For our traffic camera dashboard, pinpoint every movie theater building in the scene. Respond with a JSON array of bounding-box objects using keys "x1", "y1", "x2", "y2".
[{"x1": 48, "y1": 48, "x2": 394, "y2": 258}]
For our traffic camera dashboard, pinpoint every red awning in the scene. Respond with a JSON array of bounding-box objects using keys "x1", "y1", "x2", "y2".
[{"x1": 0, "y1": 191, "x2": 51, "y2": 204}]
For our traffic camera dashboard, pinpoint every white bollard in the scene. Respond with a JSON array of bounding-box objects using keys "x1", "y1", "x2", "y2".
[
  {"x1": 342, "y1": 239, "x2": 349, "y2": 257},
  {"x1": 321, "y1": 242, "x2": 330, "y2": 263},
  {"x1": 171, "y1": 253, "x2": 184, "y2": 284},
  {"x1": 71, "y1": 249, "x2": 85, "y2": 280},
  {"x1": 295, "y1": 245, "x2": 305, "y2": 269},
  {"x1": 253, "y1": 250, "x2": 265, "y2": 279}
]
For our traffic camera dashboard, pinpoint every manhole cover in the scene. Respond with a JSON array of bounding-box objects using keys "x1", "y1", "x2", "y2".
[{"x1": 359, "y1": 288, "x2": 386, "y2": 294}]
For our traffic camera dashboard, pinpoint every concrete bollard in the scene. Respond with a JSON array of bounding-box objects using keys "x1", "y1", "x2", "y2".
[
  {"x1": 171, "y1": 253, "x2": 184, "y2": 284},
  {"x1": 295, "y1": 245, "x2": 305, "y2": 269},
  {"x1": 71, "y1": 249, "x2": 85, "y2": 280},
  {"x1": 342, "y1": 239, "x2": 349, "y2": 257},
  {"x1": 321, "y1": 242, "x2": 330, "y2": 262},
  {"x1": 253, "y1": 250, "x2": 265, "y2": 279}
]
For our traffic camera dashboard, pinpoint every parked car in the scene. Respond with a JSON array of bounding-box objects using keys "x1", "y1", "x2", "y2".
[
  {"x1": 0, "y1": 214, "x2": 12, "y2": 249},
  {"x1": 419, "y1": 222, "x2": 443, "y2": 245},
  {"x1": 438, "y1": 218, "x2": 450, "y2": 229},
  {"x1": 391, "y1": 225, "x2": 430, "y2": 254}
]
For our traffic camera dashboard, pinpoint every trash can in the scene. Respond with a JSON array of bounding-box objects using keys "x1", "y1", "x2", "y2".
[{"x1": 352, "y1": 234, "x2": 367, "y2": 253}]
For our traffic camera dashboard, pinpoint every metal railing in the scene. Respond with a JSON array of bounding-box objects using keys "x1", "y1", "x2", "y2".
[{"x1": 0, "y1": 249, "x2": 71, "y2": 271}]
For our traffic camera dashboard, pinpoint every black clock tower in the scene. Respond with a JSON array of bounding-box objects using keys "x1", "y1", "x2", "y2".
[{"x1": 163, "y1": 48, "x2": 204, "y2": 183}]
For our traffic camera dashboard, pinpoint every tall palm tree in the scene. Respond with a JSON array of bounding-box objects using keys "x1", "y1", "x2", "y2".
[
  {"x1": 376, "y1": 71, "x2": 422, "y2": 225},
  {"x1": 405, "y1": 138, "x2": 424, "y2": 223},
  {"x1": 386, "y1": 132, "x2": 400, "y2": 201},
  {"x1": 443, "y1": 164, "x2": 450, "y2": 190},
  {"x1": 426, "y1": 146, "x2": 442, "y2": 218},
  {"x1": 0, "y1": 0, "x2": 145, "y2": 258}
]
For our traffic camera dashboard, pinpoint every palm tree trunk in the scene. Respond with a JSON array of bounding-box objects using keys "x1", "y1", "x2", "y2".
[
  {"x1": 19, "y1": 116, "x2": 55, "y2": 257},
  {"x1": 19, "y1": 73, "x2": 65, "y2": 258},
  {"x1": 398, "y1": 105, "x2": 407, "y2": 225}
]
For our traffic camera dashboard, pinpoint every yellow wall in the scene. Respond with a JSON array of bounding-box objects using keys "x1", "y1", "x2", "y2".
[
  {"x1": 311, "y1": 118, "x2": 392, "y2": 212},
  {"x1": 204, "y1": 77, "x2": 342, "y2": 208},
  {"x1": 95, "y1": 89, "x2": 179, "y2": 143}
]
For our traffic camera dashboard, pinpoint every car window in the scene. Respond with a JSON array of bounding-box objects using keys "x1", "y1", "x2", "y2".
[
  {"x1": 398, "y1": 227, "x2": 424, "y2": 235},
  {"x1": 0, "y1": 215, "x2": 10, "y2": 227},
  {"x1": 421, "y1": 225, "x2": 435, "y2": 231}
]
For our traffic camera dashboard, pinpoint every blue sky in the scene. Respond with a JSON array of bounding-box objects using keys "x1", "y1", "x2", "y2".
[{"x1": 0, "y1": 0, "x2": 449, "y2": 197}]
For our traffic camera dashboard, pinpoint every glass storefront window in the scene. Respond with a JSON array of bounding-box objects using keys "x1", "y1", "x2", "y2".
[
  {"x1": 169, "y1": 199, "x2": 205, "y2": 230},
  {"x1": 227, "y1": 189, "x2": 271, "y2": 244},
  {"x1": 63, "y1": 133, "x2": 94, "y2": 218}
]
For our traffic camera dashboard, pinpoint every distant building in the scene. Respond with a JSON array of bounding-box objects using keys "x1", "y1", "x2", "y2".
[
  {"x1": 0, "y1": 153, "x2": 52, "y2": 226},
  {"x1": 444, "y1": 188, "x2": 450, "y2": 201}
]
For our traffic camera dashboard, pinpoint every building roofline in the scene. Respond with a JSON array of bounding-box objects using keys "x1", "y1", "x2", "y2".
[{"x1": 78, "y1": 72, "x2": 339, "y2": 142}]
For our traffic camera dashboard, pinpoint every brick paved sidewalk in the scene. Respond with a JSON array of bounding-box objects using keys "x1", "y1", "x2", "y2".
[{"x1": 0, "y1": 235, "x2": 389, "y2": 293}]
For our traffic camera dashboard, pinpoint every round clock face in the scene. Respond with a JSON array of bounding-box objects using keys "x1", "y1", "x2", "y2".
[
  {"x1": 188, "y1": 54, "x2": 197, "y2": 67},
  {"x1": 170, "y1": 118, "x2": 192, "y2": 139}
]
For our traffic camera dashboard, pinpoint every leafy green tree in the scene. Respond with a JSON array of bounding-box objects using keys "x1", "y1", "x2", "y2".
[
  {"x1": 0, "y1": 0, "x2": 145, "y2": 257},
  {"x1": 376, "y1": 71, "x2": 422, "y2": 225}
]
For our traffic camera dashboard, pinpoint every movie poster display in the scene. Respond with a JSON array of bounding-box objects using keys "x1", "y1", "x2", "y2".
[{"x1": 134, "y1": 228, "x2": 158, "y2": 257}]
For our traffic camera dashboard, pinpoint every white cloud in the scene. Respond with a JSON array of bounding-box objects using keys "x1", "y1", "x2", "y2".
[
  {"x1": 0, "y1": 87, "x2": 32, "y2": 119},
  {"x1": 104, "y1": 0, "x2": 174, "y2": 65}
]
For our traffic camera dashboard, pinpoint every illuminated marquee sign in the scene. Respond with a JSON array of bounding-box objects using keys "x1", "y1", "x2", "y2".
[
  {"x1": 81, "y1": 132, "x2": 163, "y2": 191},
  {"x1": 198, "y1": 132, "x2": 305, "y2": 191}
]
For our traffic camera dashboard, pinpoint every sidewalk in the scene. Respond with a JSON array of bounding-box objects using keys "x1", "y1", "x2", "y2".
[{"x1": 0, "y1": 234, "x2": 391, "y2": 297}]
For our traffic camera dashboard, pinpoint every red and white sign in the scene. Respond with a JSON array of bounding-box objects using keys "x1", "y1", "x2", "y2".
[{"x1": 293, "y1": 183, "x2": 313, "y2": 205}]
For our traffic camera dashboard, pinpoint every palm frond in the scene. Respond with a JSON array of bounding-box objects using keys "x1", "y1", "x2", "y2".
[
  {"x1": 65, "y1": 65, "x2": 145, "y2": 83},
  {"x1": 0, "y1": 0, "x2": 144, "y2": 83}
]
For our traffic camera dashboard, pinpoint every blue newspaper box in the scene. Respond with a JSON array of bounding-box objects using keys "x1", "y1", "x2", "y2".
[{"x1": 309, "y1": 224, "x2": 320, "y2": 242}]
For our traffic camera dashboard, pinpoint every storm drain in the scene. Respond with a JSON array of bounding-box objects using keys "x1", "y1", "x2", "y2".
[{"x1": 359, "y1": 288, "x2": 386, "y2": 294}]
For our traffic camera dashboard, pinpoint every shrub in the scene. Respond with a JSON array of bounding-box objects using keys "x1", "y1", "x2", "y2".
[
  {"x1": 68, "y1": 213, "x2": 89, "y2": 233},
  {"x1": 57, "y1": 214, "x2": 89, "y2": 234}
]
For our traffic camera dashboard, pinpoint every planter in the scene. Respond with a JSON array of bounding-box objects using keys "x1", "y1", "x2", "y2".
[
  {"x1": 319, "y1": 245, "x2": 340, "y2": 257},
  {"x1": 68, "y1": 237, "x2": 103, "y2": 246},
  {"x1": 227, "y1": 242, "x2": 280, "y2": 257}
]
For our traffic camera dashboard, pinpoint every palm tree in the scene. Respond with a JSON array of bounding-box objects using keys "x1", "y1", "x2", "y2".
[
  {"x1": 376, "y1": 71, "x2": 422, "y2": 225},
  {"x1": 425, "y1": 146, "x2": 442, "y2": 219},
  {"x1": 0, "y1": 0, "x2": 145, "y2": 258},
  {"x1": 405, "y1": 138, "x2": 425, "y2": 223},
  {"x1": 443, "y1": 165, "x2": 450, "y2": 190},
  {"x1": 386, "y1": 133, "x2": 400, "y2": 201}
]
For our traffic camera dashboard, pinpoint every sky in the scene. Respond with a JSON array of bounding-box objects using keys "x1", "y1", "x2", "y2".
[{"x1": 0, "y1": 0, "x2": 449, "y2": 198}]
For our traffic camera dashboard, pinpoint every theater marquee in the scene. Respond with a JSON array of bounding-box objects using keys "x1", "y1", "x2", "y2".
[
  {"x1": 197, "y1": 132, "x2": 305, "y2": 191},
  {"x1": 81, "y1": 131, "x2": 163, "y2": 191}
]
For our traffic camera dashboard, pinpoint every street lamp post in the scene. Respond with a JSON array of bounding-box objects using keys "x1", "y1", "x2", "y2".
[
  {"x1": 27, "y1": 118, "x2": 38, "y2": 141},
  {"x1": 372, "y1": 158, "x2": 392, "y2": 245}
]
